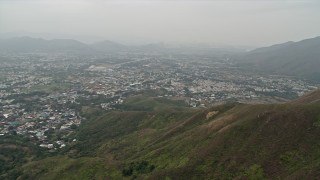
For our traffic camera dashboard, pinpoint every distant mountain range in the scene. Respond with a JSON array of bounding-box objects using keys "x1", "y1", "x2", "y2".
[
  {"x1": 0, "y1": 36, "x2": 246, "y2": 55},
  {"x1": 237, "y1": 36, "x2": 320, "y2": 82},
  {"x1": 0, "y1": 37, "x2": 123, "y2": 54},
  {"x1": 0, "y1": 37, "x2": 172, "y2": 54},
  {"x1": 1, "y1": 36, "x2": 320, "y2": 82}
]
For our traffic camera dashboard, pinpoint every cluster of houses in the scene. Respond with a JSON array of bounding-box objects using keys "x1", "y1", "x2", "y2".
[{"x1": 0, "y1": 91, "x2": 81, "y2": 151}]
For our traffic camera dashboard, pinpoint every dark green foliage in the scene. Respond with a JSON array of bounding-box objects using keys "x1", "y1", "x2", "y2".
[
  {"x1": 115, "y1": 96, "x2": 187, "y2": 112},
  {"x1": 245, "y1": 164, "x2": 265, "y2": 180},
  {"x1": 0, "y1": 135, "x2": 47, "y2": 179},
  {"x1": 280, "y1": 151, "x2": 303, "y2": 169},
  {"x1": 122, "y1": 161, "x2": 155, "y2": 177},
  {"x1": 122, "y1": 167, "x2": 133, "y2": 176}
]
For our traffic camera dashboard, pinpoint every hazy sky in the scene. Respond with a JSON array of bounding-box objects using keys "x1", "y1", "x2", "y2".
[{"x1": 1, "y1": 0, "x2": 320, "y2": 46}]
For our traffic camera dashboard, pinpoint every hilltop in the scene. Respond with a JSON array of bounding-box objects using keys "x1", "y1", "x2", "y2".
[
  {"x1": 237, "y1": 36, "x2": 320, "y2": 82},
  {"x1": 2, "y1": 90, "x2": 317, "y2": 179}
]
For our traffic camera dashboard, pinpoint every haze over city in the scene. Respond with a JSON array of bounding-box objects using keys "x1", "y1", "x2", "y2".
[
  {"x1": 1, "y1": 0, "x2": 320, "y2": 179},
  {"x1": 1, "y1": 0, "x2": 320, "y2": 46}
]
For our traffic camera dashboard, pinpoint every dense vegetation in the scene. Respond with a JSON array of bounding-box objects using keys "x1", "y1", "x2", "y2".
[
  {"x1": 2, "y1": 91, "x2": 320, "y2": 179},
  {"x1": 0, "y1": 135, "x2": 49, "y2": 179}
]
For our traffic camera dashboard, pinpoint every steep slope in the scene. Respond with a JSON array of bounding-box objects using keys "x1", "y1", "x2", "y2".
[
  {"x1": 238, "y1": 36, "x2": 320, "y2": 82},
  {"x1": 247, "y1": 41, "x2": 294, "y2": 54},
  {"x1": 15, "y1": 91, "x2": 320, "y2": 179},
  {"x1": 291, "y1": 90, "x2": 320, "y2": 104},
  {"x1": 0, "y1": 136, "x2": 49, "y2": 179}
]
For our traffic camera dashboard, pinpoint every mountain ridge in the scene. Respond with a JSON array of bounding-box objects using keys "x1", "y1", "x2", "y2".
[
  {"x1": 0, "y1": 36, "x2": 93, "y2": 54},
  {"x1": 238, "y1": 36, "x2": 320, "y2": 82},
  {"x1": 0, "y1": 36, "x2": 128, "y2": 54},
  {"x1": 0, "y1": 36, "x2": 246, "y2": 55}
]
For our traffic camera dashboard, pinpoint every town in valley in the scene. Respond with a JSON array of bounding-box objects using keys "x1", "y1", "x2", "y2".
[{"x1": 0, "y1": 51, "x2": 318, "y2": 151}]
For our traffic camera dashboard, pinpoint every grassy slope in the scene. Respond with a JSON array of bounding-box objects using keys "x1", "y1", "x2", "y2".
[
  {"x1": 17, "y1": 92, "x2": 320, "y2": 179},
  {"x1": 20, "y1": 156, "x2": 118, "y2": 180},
  {"x1": 0, "y1": 136, "x2": 48, "y2": 180}
]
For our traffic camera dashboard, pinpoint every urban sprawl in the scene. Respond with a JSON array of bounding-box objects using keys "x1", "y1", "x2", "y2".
[{"x1": 0, "y1": 52, "x2": 318, "y2": 151}]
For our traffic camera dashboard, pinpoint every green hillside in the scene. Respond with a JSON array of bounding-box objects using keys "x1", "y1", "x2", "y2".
[{"x1": 5, "y1": 91, "x2": 320, "y2": 179}]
